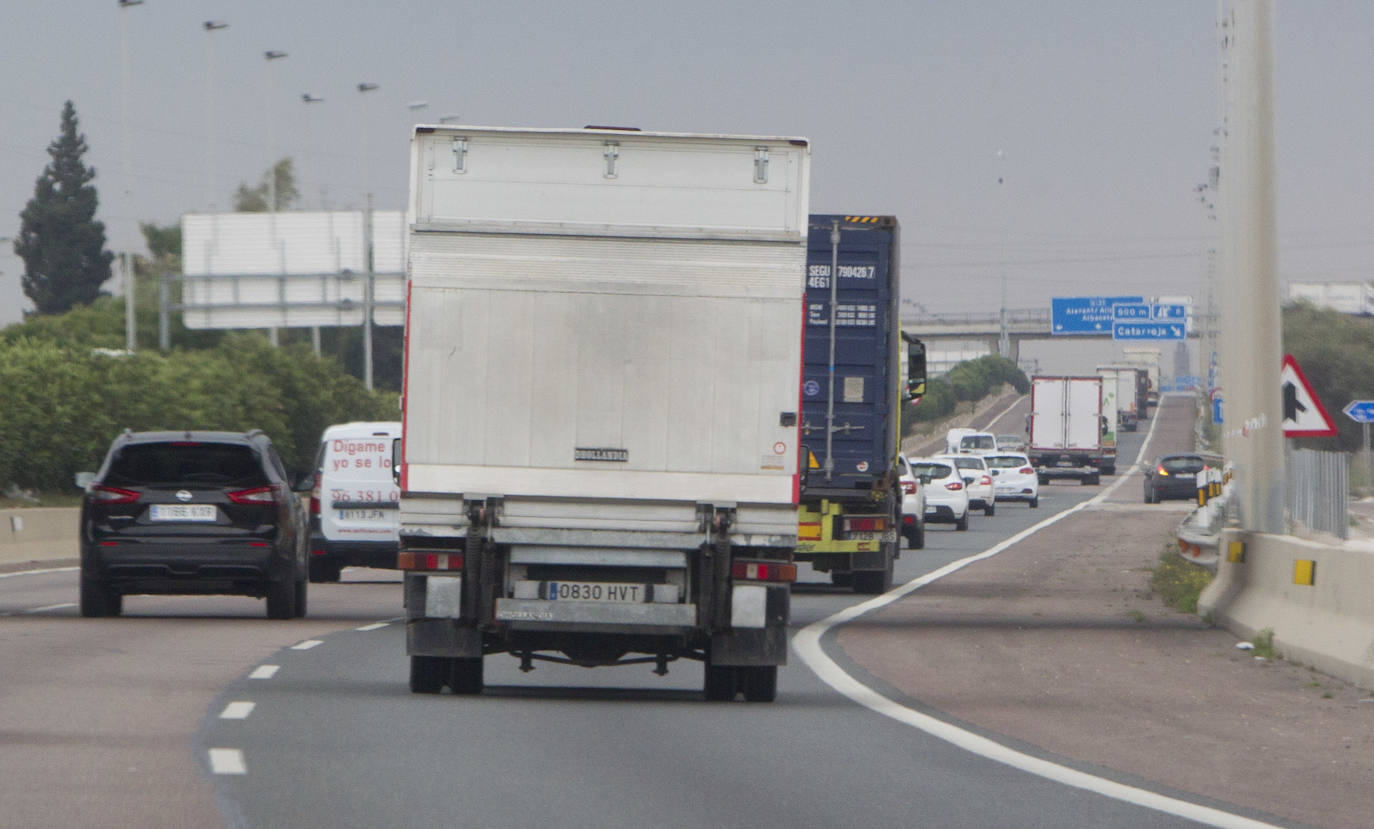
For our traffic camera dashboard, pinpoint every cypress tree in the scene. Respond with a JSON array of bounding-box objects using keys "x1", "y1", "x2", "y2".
[{"x1": 15, "y1": 101, "x2": 114, "y2": 315}]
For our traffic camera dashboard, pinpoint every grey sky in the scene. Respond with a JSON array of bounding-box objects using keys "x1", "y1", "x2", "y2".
[{"x1": 2, "y1": 2, "x2": 1370, "y2": 372}]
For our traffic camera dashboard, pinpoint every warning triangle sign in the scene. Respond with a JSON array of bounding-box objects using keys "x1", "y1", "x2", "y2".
[{"x1": 1280, "y1": 353, "x2": 1336, "y2": 437}]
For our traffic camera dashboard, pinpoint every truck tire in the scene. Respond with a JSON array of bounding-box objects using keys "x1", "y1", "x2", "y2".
[
  {"x1": 265, "y1": 578, "x2": 297, "y2": 619},
  {"x1": 852, "y1": 547, "x2": 894, "y2": 594},
  {"x1": 309, "y1": 557, "x2": 342, "y2": 583},
  {"x1": 1082, "y1": 473, "x2": 1100, "y2": 486},
  {"x1": 449, "y1": 657, "x2": 484, "y2": 695},
  {"x1": 293, "y1": 577, "x2": 308, "y2": 618},
  {"x1": 830, "y1": 572, "x2": 853, "y2": 587},
  {"x1": 704, "y1": 662, "x2": 738, "y2": 702},
  {"x1": 80, "y1": 577, "x2": 121, "y2": 618},
  {"x1": 742, "y1": 666, "x2": 778, "y2": 702},
  {"x1": 410, "y1": 655, "x2": 447, "y2": 694}
]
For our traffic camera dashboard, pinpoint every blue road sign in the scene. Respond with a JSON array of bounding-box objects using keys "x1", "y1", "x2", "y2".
[
  {"x1": 1112, "y1": 321, "x2": 1185, "y2": 340},
  {"x1": 1343, "y1": 400, "x2": 1374, "y2": 423},
  {"x1": 1112, "y1": 303, "x2": 1152, "y2": 320},
  {"x1": 1153, "y1": 303, "x2": 1188, "y2": 320},
  {"x1": 1052, "y1": 296, "x2": 1144, "y2": 335}
]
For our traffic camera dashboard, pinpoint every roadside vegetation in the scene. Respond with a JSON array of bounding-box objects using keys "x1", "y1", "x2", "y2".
[
  {"x1": 1148, "y1": 544, "x2": 1214, "y2": 614},
  {"x1": 903, "y1": 354, "x2": 1028, "y2": 436}
]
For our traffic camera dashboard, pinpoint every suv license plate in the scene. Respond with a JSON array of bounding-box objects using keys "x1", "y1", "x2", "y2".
[
  {"x1": 149, "y1": 504, "x2": 217, "y2": 522},
  {"x1": 338, "y1": 509, "x2": 386, "y2": 521},
  {"x1": 545, "y1": 581, "x2": 646, "y2": 603}
]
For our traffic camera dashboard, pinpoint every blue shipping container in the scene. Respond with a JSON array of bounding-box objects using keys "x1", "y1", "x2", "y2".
[{"x1": 800, "y1": 215, "x2": 900, "y2": 494}]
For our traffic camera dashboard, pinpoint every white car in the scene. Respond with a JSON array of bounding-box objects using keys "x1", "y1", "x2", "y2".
[
  {"x1": 896, "y1": 454, "x2": 926, "y2": 549},
  {"x1": 984, "y1": 451, "x2": 1040, "y2": 508},
  {"x1": 906, "y1": 456, "x2": 970, "y2": 531},
  {"x1": 935, "y1": 453, "x2": 995, "y2": 517},
  {"x1": 995, "y1": 434, "x2": 1027, "y2": 453}
]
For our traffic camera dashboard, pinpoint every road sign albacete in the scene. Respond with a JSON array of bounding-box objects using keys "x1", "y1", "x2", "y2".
[
  {"x1": 1280, "y1": 353, "x2": 1336, "y2": 437},
  {"x1": 1051, "y1": 296, "x2": 1143, "y2": 334},
  {"x1": 1343, "y1": 400, "x2": 1374, "y2": 423}
]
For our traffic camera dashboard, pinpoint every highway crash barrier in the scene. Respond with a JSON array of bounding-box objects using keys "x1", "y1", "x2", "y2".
[
  {"x1": 1200, "y1": 528, "x2": 1374, "y2": 691},
  {"x1": 1175, "y1": 461, "x2": 1231, "y2": 570},
  {"x1": 0, "y1": 507, "x2": 79, "y2": 569}
]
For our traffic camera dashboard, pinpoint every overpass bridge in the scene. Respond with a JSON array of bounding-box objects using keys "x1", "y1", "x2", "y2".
[{"x1": 901, "y1": 307, "x2": 1195, "y2": 368}]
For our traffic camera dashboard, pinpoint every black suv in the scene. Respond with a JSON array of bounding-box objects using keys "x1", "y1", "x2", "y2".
[{"x1": 79, "y1": 430, "x2": 309, "y2": 619}]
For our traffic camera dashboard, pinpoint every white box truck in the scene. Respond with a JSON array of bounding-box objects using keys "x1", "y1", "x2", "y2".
[
  {"x1": 397, "y1": 126, "x2": 809, "y2": 701},
  {"x1": 1027, "y1": 375, "x2": 1105, "y2": 485}
]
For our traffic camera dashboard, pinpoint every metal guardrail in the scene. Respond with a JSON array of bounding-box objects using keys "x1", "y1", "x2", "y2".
[{"x1": 1176, "y1": 462, "x2": 1229, "y2": 570}]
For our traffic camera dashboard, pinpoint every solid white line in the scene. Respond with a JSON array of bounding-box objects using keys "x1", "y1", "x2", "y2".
[
  {"x1": 208, "y1": 748, "x2": 247, "y2": 775},
  {"x1": 0, "y1": 566, "x2": 78, "y2": 580},
  {"x1": 23, "y1": 603, "x2": 76, "y2": 614},
  {"x1": 290, "y1": 639, "x2": 323, "y2": 650},
  {"x1": 248, "y1": 665, "x2": 279, "y2": 680},
  {"x1": 794, "y1": 406, "x2": 1282, "y2": 828},
  {"x1": 219, "y1": 701, "x2": 256, "y2": 720},
  {"x1": 355, "y1": 622, "x2": 390, "y2": 631}
]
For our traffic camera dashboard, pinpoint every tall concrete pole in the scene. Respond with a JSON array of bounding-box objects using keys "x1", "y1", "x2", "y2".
[{"x1": 1218, "y1": 0, "x2": 1284, "y2": 533}]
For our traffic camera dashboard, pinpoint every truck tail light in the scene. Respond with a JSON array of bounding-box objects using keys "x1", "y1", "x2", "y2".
[
  {"x1": 228, "y1": 485, "x2": 277, "y2": 505},
  {"x1": 844, "y1": 517, "x2": 888, "y2": 532},
  {"x1": 730, "y1": 561, "x2": 796, "y2": 583},
  {"x1": 398, "y1": 551, "x2": 464, "y2": 571},
  {"x1": 89, "y1": 484, "x2": 140, "y2": 504}
]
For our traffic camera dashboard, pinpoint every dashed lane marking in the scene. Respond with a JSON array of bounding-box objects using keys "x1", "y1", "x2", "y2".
[
  {"x1": 208, "y1": 748, "x2": 247, "y2": 775},
  {"x1": 248, "y1": 665, "x2": 279, "y2": 680},
  {"x1": 219, "y1": 701, "x2": 256, "y2": 720},
  {"x1": 22, "y1": 603, "x2": 76, "y2": 613},
  {"x1": 290, "y1": 639, "x2": 323, "y2": 650},
  {"x1": 355, "y1": 622, "x2": 390, "y2": 631}
]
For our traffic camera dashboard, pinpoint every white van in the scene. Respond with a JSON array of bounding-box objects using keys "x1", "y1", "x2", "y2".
[
  {"x1": 945, "y1": 428, "x2": 997, "y2": 455},
  {"x1": 307, "y1": 421, "x2": 402, "y2": 582}
]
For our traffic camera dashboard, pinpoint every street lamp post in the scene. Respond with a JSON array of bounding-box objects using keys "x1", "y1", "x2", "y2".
[
  {"x1": 119, "y1": 0, "x2": 143, "y2": 353},
  {"x1": 301, "y1": 93, "x2": 325, "y2": 358},
  {"x1": 203, "y1": 20, "x2": 228, "y2": 210},
  {"x1": 357, "y1": 83, "x2": 379, "y2": 391},
  {"x1": 264, "y1": 51, "x2": 288, "y2": 212}
]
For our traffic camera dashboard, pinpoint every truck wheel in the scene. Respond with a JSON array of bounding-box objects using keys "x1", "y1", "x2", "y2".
[
  {"x1": 1082, "y1": 473, "x2": 1100, "y2": 486},
  {"x1": 704, "y1": 662, "x2": 738, "y2": 702},
  {"x1": 955, "y1": 511, "x2": 969, "y2": 531},
  {"x1": 1037, "y1": 475, "x2": 1049, "y2": 485},
  {"x1": 742, "y1": 666, "x2": 778, "y2": 702},
  {"x1": 293, "y1": 577, "x2": 308, "y2": 618},
  {"x1": 852, "y1": 550, "x2": 894, "y2": 595},
  {"x1": 449, "y1": 657, "x2": 484, "y2": 695},
  {"x1": 830, "y1": 572, "x2": 853, "y2": 587},
  {"x1": 410, "y1": 655, "x2": 447, "y2": 694},
  {"x1": 80, "y1": 577, "x2": 121, "y2": 618},
  {"x1": 265, "y1": 578, "x2": 296, "y2": 619},
  {"x1": 309, "y1": 557, "x2": 342, "y2": 583}
]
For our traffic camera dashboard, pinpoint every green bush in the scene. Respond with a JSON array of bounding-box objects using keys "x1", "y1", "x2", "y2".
[
  {"x1": 1148, "y1": 546, "x2": 1214, "y2": 614},
  {"x1": 0, "y1": 332, "x2": 393, "y2": 492}
]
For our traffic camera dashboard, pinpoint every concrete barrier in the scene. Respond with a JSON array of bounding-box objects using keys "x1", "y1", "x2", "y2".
[
  {"x1": 0, "y1": 507, "x2": 79, "y2": 570},
  {"x1": 1200, "y1": 527, "x2": 1374, "y2": 690}
]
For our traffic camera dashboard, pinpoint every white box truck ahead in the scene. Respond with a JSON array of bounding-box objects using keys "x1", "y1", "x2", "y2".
[
  {"x1": 397, "y1": 126, "x2": 809, "y2": 701},
  {"x1": 1027, "y1": 375, "x2": 1105, "y2": 485}
]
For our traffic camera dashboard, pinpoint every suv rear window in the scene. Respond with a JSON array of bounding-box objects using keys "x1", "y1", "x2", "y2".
[
  {"x1": 105, "y1": 443, "x2": 268, "y2": 487},
  {"x1": 912, "y1": 463, "x2": 953, "y2": 479},
  {"x1": 985, "y1": 455, "x2": 1026, "y2": 469},
  {"x1": 959, "y1": 435, "x2": 996, "y2": 451}
]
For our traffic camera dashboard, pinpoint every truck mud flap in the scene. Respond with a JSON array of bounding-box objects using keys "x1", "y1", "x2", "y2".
[
  {"x1": 408, "y1": 617, "x2": 483, "y2": 658},
  {"x1": 710, "y1": 585, "x2": 789, "y2": 666}
]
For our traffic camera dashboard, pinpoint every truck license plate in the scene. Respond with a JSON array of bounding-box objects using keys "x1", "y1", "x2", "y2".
[
  {"x1": 338, "y1": 509, "x2": 386, "y2": 521},
  {"x1": 149, "y1": 504, "x2": 217, "y2": 522},
  {"x1": 545, "y1": 581, "x2": 645, "y2": 603}
]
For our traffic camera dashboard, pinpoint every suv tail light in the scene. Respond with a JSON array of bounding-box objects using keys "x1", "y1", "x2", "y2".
[
  {"x1": 1019, "y1": 466, "x2": 1034, "y2": 475},
  {"x1": 980, "y1": 475, "x2": 992, "y2": 487},
  {"x1": 901, "y1": 480, "x2": 916, "y2": 495},
  {"x1": 228, "y1": 485, "x2": 278, "y2": 505},
  {"x1": 89, "y1": 484, "x2": 140, "y2": 504},
  {"x1": 309, "y1": 472, "x2": 321, "y2": 515},
  {"x1": 945, "y1": 481, "x2": 964, "y2": 491}
]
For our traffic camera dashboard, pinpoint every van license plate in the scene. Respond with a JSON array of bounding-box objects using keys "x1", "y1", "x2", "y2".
[
  {"x1": 545, "y1": 582, "x2": 646, "y2": 603},
  {"x1": 150, "y1": 504, "x2": 217, "y2": 522},
  {"x1": 338, "y1": 509, "x2": 386, "y2": 521}
]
